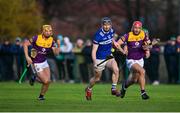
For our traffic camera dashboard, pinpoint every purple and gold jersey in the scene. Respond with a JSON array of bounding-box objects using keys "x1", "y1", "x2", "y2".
[
  {"x1": 121, "y1": 30, "x2": 149, "y2": 60},
  {"x1": 30, "y1": 34, "x2": 55, "y2": 63}
]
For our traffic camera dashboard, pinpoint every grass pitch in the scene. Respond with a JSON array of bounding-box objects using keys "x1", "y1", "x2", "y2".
[{"x1": 0, "y1": 82, "x2": 180, "y2": 112}]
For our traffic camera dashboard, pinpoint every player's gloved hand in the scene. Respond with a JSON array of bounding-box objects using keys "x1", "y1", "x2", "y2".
[
  {"x1": 113, "y1": 41, "x2": 120, "y2": 49},
  {"x1": 26, "y1": 56, "x2": 33, "y2": 67},
  {"x1": 93, "y1": 60, "x2": 98, "y2": 69},
  {"x1": 122, "y1": 49, "x2": 128, "y2": 56},
  {"x1": 142, "y1": 45, "x2": 151, "y2": 50},
  {"x1": 145, "y1": 50, "x2": 150, "y2": 58},
  {"x1": 93, "y1": 63, "x2": 98, "y2": 69}
]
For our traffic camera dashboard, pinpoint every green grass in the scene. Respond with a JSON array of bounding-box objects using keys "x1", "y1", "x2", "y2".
[{"x1": 0, "y1": 82, "x2": 180, "y2": 112}]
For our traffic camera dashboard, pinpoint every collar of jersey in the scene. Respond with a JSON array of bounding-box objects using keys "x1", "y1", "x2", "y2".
[
  {"x1": 35, "y1": 34, "x2": 53, "y2": 48},
  {"x1": 101, "y1": 28, "x2": 111, "y2": 34}
]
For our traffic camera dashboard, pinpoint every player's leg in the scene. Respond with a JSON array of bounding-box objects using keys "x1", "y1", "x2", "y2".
[
  {"x1": 37, "y1": 67, "x2": 51, "y2": 100},
  {"x1": 127, "y1": 65, "x2": 140, "y2": 87},
  {"x1": 29, "y1": 64, "x2": 37, "y2": 86},
  {"x1": 136, "y1": 66, "x2": 150, "y2": 100},
  {"x1": 34, "y1": 61, "x2": 51, "y2": 100},
  {"x1": 118, "y1": 58, "x2": 142, "y2": 98},
  {"x1": 85, "y1": 70, "x2": 102, "y2": 100},
  {"x1": 119, "y1": 65, "x2": 139, "y2": 98},
  {"x1": 85, "y1": 59, "x2": 105, "y2": 100},
  {"x1": 88, "y1": 71, "x2": 102, "y2": 88},
  {"x1": 134, "y1": 59, "x2": 150, "y2": 100},
  {"x1": 136, "y1": 66, "x2": 145, "y2": 90},
  {"x1": 130, "y1": 62, "x2": 149, "y2": 100},
  {"x1": 106, "y1": 59, "x2": 120, "y2": 95}
]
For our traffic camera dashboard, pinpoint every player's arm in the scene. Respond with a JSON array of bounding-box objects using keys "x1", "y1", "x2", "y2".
[
  {"x1": 92, "y1": 32, "x2": 100, "y2": 64},
  {"x1": 112, "y1": 33, "x2": 119, "y2": 48},
  {"x1": 143, "y1": 33, "x2": 151, "y2": 58},
  {"x1": 117, "y1": 36, "x2": 125, "y2": 45},
  {"x1": 123, "y1": 44, "x2": 128, "y2": 55},
  {"x1": 142, "y1": 29, "x2": 151, "y2": 50},
  {"x1": 52, "y1": 39, "x2": 60, "y2": 55},
  {"x1": 112, "y1": 38, "x2": 119, "y2": 49},
  {"x1": 111, "y1": 33, "x2": 125, "y2": 54},
  {"x1": 23, "y1": 39, "x2": 32, "y2": 67},
  {"x1": 92, "y1": 43, "x2": 98, "y2": 63},
  {"x1": 117, "y1": 36, "x2": 128, "y2": 55}
]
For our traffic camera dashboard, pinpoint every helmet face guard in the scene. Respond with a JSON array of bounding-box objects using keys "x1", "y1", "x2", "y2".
[
  {"x1": 42, "y1": 25, "x2": 53, "y2": 37},
  {"x1": 42, "y1": 25, "x2": 52, "y2": 32},
  {"x1": 130, "y1": 21, "x2": 143, "y2": 35},
  {"x1": 131, "y1": 21, "x2": 142, "y2": 32},
  {"x1": 132, "y1": 21, "x2": 142, "y2": 28},
  {"x1": 101, "y1": 17, "x2": 112, "y2": 25}
]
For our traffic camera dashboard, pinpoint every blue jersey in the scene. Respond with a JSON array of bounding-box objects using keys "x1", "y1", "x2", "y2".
[{"x1": 93, "y1": 28, "x2": 115, "y2": 59}]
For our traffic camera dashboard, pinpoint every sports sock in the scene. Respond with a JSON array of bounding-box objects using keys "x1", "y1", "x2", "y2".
[
  {"x1": 141, "y1": 90, "x2": 146, "y2": 95},
  {"x1": 87, "y1": 87, "x2": 92, "y2": 90},
  {"x1": 112, "y1": 84, "x2": 117, "y2": 90}
]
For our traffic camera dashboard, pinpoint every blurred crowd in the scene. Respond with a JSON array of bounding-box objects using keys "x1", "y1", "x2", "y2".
[
  {"x1": 144, "y1": 36, "x2": 180, "y2": 85},
  {"x1": 0, "y1": 35, "x2": 180, "y2": 84}
]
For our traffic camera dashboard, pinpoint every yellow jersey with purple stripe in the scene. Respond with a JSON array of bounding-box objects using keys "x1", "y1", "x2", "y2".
[
  {"x1": 121, "y1": 30, "x2": 149, "y2": 60},
  {"x1": 30, "y1": 34, "x2": 55, "y2": 63}
]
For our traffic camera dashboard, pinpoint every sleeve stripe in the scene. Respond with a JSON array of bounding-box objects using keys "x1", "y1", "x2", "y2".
[
  {"x1": 120, "y1": 36, "x2": 126, "y2": 42},
  {"x1": 93, "y1": 40, "x2": 98, "y2": 44}
]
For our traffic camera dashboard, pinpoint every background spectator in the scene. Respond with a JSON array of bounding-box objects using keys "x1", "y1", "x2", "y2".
[
  {"x1": 60, "y1": 36, "x2": 74, "y2": 83},
  {"x1": 56, "y1": 35, "x2": 65, "y2": 81},
  {"x1": 145, "y1": 38, "x2": 161, "y2": 85},
  {"x1": 176, "y1": 35, "x2": 180, "y2": 83},
  {"x1": 82, "y1": 39, "x2": 94, "y2": 83},
  {"x1": 0, "y1": 39, "x2": 14, "y2": 81},
  {"x1": 164, "y1": 37, "x2": 178, "y2": 84},
  {"x1": 13, "y1": 37, "x2": 25, "y2": 81},
  {"x1": 72, "y1": 38, "x2": 85, "y2": 83}
]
